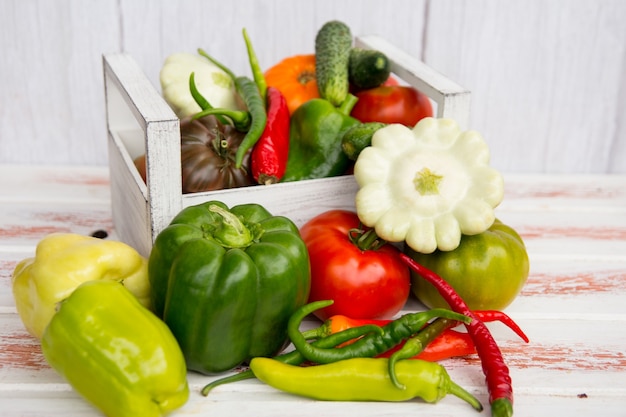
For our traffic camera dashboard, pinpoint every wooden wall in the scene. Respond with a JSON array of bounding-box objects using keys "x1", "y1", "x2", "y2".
[{"x1": 1, "y1": 0, "x2": 624, "y2": 173}]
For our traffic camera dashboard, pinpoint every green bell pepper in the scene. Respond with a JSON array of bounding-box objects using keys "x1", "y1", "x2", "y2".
[
  {"x1": 281, "y1": 95, "x2": 359, "y2": 182},
  {"x1": 148, "y1": 201, "x2": 311, "y2": 374},
  {"x1": 41, "y1": 280, "x2": 189, "y2": 417}
]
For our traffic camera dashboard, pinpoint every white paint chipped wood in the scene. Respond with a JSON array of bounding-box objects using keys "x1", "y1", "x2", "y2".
[{"x1": 1, "y1": 166, "x2": 625, "y2": 416}]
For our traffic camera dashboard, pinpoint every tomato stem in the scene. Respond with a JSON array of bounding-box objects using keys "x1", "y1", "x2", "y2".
[{"x1": 348, "y1": 226, "x2": 387, "y2": 251}]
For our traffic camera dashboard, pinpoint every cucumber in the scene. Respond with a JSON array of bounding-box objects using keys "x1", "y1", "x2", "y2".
[
  {"x1": 349, "y1": 48, "x2": 391, "y2": 90},
  {"x1": 341, "y1": 122, "x2": 386, "y2": 161},
  {"x1": 315, "y1": 20, "x2": 353, "y2": 106}
]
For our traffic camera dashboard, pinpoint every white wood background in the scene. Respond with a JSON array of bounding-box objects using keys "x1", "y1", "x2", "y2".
[{"x1": 1, "y1": 0, "x2": 625, "y2": 173}]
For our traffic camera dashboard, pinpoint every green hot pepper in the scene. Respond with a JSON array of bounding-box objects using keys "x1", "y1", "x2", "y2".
[
  {"x1": 41, "y1": 280, "x2": 189, "y2": 417},
  {"x1": 201, "y1": 319, "x2": 385, "y2": 395},
  {"x1": 250, "y1": 357, "x2": 483, "y2": 410},
  {"x1": 288, "y1": 300, "x2": 470, "y2": 365},
  {"x1": 196, "y1": 28, "x2": 268, "y2": 169},
  {"x1": 281, "y1": 95, "x2": 360, "y2": 182},
  {"x1": 148, "y1": 201, "x2": 311, "y2": 374},
  {"x1": 201, "y1": 300, "x2": 469, "y2": 395}
]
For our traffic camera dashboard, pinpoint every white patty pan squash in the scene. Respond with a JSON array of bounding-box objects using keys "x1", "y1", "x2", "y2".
[
  {"x1": 354, "y1": 118, "x2": 504, "y2": 254},
  {"x1": 160, "y1": 52, "x2": 244, "y2": 118}
]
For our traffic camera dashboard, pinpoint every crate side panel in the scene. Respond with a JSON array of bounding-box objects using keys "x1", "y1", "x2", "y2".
[
  {"x1": 103, "y1": 53, "x2": 182, "y2": 250},
  {"x1": 145, "y1": 119, "x2": 182, "y2": 244},
  {"x1": 108, "y1": 132, "x2": 152, "y2": 257},
  {"x1": 355, "y1": 35, "x2": 471, "y2": 128},
  {"x1": 182, "y1": 176, "x2": 359, "y2": 228}
]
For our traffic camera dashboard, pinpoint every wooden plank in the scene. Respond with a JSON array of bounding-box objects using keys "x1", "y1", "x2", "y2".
[
  {"x1": 0, "y1": 0, "x2": 120, "y2": 167},
  {"x1": 0, "y1": 165, "x2": 111, "y2": 204},
  {"x1": 502, "y1": 174, "x2": 626, "y2": 205},
  {"x1": 182, "y1": 176, "x2": 359, "y2": 229},
  {"x1": 2, "y1": 0, "x2": 625, "y2": 175},
  {"x1": 2, "y1": 166, "x2": 626, "y2": 416},
  {"x1": 1, "y1": 388, "x2": 623, "y2": 417},
  {"x1": 1, "y1": 313, "x2": 624, "y2": 416},
  {"x1": 424, "y1": 1, "x2": 626, "y2": 173},
  {"x1": 0, "y1": 203, "x2": 113, "y2": 248}
]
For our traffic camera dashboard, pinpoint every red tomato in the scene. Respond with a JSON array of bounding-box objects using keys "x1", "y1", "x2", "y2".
[
  {"x1": 351, "y1": 85, "x2": 433, "y2": 126},
  {"x1": 350, "y1": 75, "x2": 399, "y2": 94},
  {"x1": 299, "y1": 210, "x2": 411, "y2": 321},
  {"x1": 382, "y1": 76, "x2": 399, "y2": 86}
]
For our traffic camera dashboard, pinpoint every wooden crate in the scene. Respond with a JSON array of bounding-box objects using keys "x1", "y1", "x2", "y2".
[{"x1": 102, "y1": 36, "x2": 471, "y2": 257}]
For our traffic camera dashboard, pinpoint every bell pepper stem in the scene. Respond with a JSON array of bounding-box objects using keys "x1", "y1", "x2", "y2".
[
  {"x1": 337, "y1": 93, "x2": 358, "y2": 115},
  {"x1": 208, "y1": 204, "x2": 254, "y2": 248}
]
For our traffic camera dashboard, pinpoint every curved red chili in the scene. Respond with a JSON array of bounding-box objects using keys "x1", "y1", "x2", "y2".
[
  {"x1": 400, "y1": 253, "x2": 515, "y2": 417},
  {"x1": 413, "y1": 329, "x2": 476, "y2": 361},
  {"x1": 251, "y1": 86, "x2": 291, "y2": 185}
]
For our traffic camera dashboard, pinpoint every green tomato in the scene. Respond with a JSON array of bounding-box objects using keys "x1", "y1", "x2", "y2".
[{"x1": 406, "y1": 219, "x2": 529, "y2": 311}]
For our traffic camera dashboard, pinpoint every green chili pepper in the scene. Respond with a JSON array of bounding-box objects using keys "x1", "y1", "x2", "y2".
[
  {"x1": 197, "y1": 48, "x2": 267, "y2": 168},
  {"x1": 201, "y1": 301, "x2": 470, "y2": 396},
  {"x1": 200, "y1": 316, "x2": 385, "y2": 396},
  {"x1": 242, "y1": 28, "x2": 267, "y2": 105},
  {"x1": 387, "y1": 316, "x2": 460, "y2": 389},
  {"x1": 288, "y1": 300, "x2": 471, "y2": 365},
  {"x1": 250, "y1": 357, "x2": 483, "y2": 411},
  {"x1": 189, "y1": 72, "x2": 244, "y2": 127}
]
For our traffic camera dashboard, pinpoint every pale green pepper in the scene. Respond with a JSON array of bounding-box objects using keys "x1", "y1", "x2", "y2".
[
  {"x1": 42, "y1": 280, "x2": 189, "y2": 417},
  {"x1": 250, "y1": 357, "x2": 482, "y2": 410},
  {"x1": 12, "y1": 233, "x2": 150, "y2": 339}
]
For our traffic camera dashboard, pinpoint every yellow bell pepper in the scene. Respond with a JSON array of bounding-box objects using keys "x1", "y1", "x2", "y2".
[{"x1": 12, "y1": 233, "x2": 150, "y2": 339}]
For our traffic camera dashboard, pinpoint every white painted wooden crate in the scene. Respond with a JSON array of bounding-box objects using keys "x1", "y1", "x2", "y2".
[{"x1": 103, "y1": 35, "x2": 471, "y2": 257}]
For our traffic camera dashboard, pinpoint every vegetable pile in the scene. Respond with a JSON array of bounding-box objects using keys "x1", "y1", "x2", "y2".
[
  {"x1": 134, "y1": 20, "x2": 433, "y2": 189},
  {"x1": 11, "y1": 19, "x2": 532, "y2": 417}
]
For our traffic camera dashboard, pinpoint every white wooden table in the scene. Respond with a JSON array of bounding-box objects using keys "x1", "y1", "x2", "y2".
[{"x1": 1, "y1": 165, "x2": 625, "y2": 417}]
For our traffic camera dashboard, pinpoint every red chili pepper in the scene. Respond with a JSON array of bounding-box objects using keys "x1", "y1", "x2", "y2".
[
  {"x1": 412, "y1": 330, "x2": 476, "y2": 361},
  {"x1": 250, "y1": 86, "x2": 290, "y2": 185},
  {"x1": 400, "y1": 253, "x2": 515, "y2": 417}
]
